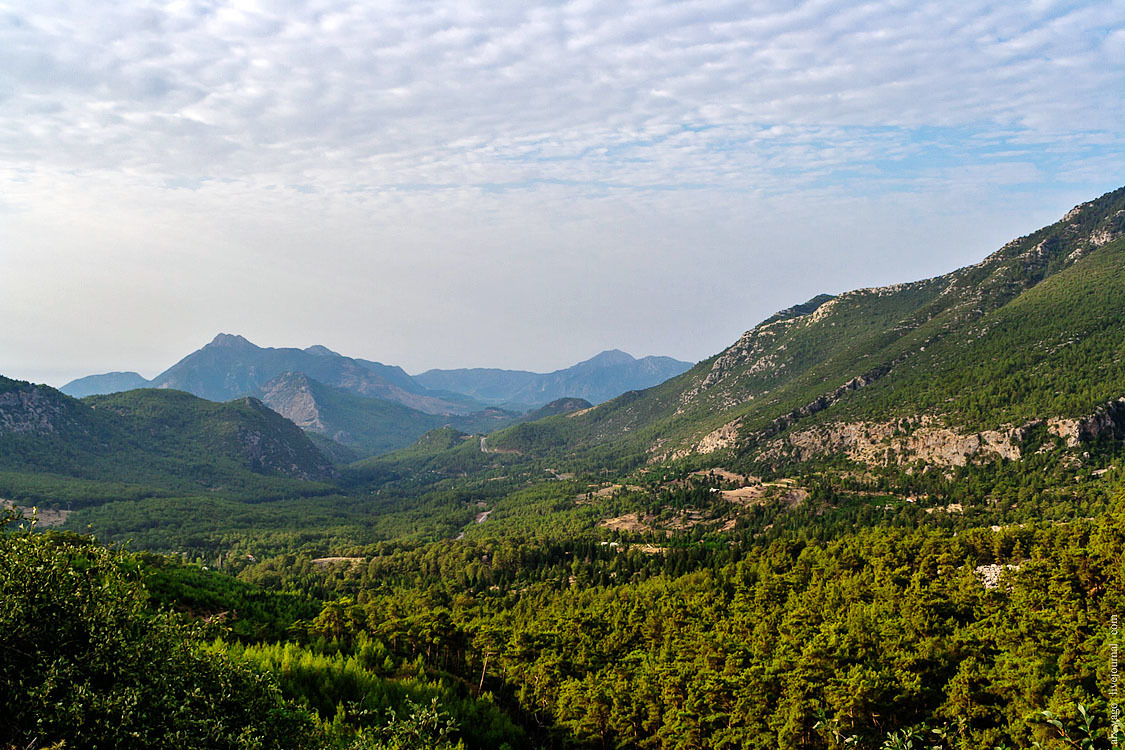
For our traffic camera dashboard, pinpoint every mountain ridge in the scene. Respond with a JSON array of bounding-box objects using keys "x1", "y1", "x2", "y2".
[
  {"x1": 61, "y1": 341, "x2": 691, "y2": 413},
  {"x1": 480, "y1": 186, "x2": 1125, "y2": 470},
  {"x1": 60, "y1": 371, "x2": 152, "y2": 398}
]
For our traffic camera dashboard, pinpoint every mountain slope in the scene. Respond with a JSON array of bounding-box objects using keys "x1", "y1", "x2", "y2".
[
  {"x1": 256, "y1": 372, "x2": 516, "y2": 457},
  {"x1": 0, "y1": 378, "x2": 335, "y2": 503},
  {"x1": 414, "y1": 350, "x2": 693, "y2": 407},
  {"x1": 484, "y1": 186, "x2": 1125, "y2": 469}
]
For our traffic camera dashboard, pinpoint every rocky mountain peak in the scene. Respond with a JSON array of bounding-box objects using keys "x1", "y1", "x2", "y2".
[{"x1": 208, "y1": 333, "x2": 256, "y2": 349}]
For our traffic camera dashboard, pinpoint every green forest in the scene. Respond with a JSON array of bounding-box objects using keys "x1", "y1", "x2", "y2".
[{"x1": 5, "y1": 453, "x2": 1125, "y2": 748}]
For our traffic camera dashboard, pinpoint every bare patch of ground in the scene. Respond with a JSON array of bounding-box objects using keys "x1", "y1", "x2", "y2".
[
  {"x1": 595, "y1": 474, "x2": 809, "y2": 535},
  {"x1": 575, "y1": 483, "x2": 644, "y2": 503},
  {"x1": 1, "y1": 499, "x2": 71, "y2": 527},
  {"x1": 924, "y1": 503, "x2": 964, "y2": 514},
  {"x1": 721, "y1": 483, "x2": 807, "y2": 508},
  {"x1": 664, "y1": 511, "x2": 707, "y2": 531},
  {"x1": 598, "y1": 512, "x2": 651, "y2": 532},
  {"x1": 311, "y1": 556, "x2": 365, "y2": 568},
  {"x1": 479, "y1": 436, "x2": 521, "y2": 455},
  {"x1": 691, "y1": 469, "x2": 758, "y2": 485},
  {"x1": 601, "y1": 541, "x2": 667, "y2": 554}
]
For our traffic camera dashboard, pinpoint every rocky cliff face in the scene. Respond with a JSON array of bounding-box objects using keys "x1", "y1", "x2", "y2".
[
  {"x1": 731, "y1": 395, "x2": 1125, "y2": 469},
  {"x1": 765, "y1": 417, "x2": 1028, "y2": 467},
  {"x1": 1047, "y1": 398, "x2": 1125, "y2": 447},
  {"x1": 257, "y1": 372, "x2": 326, "y2": 433}
]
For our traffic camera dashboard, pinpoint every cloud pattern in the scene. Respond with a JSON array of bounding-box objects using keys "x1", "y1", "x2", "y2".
[{"x1": 2, "y1": 0, "x2": 1122, "y2": 191}]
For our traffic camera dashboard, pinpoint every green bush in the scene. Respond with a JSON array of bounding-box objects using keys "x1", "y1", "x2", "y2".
[{"x1": 0, "y1": 516, "x2": 318, "y2": 749}]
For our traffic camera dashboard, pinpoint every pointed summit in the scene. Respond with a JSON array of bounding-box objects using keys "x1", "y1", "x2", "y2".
[{"x1": 208, "y1": 333, "x2": 256, "y2": 349}]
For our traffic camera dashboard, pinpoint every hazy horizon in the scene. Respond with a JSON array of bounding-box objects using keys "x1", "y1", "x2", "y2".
[{"x1": 3, "y1": 1, "x2": 1123, "y2": 386}]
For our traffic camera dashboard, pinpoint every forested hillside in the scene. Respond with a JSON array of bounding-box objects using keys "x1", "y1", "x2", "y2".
[{"x1": 0, "y1": 381, "x2": 335, "y2": 505}]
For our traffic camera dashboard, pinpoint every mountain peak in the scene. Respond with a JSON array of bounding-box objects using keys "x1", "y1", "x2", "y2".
[
  {"x1": 304, "y1": 345, "x2": 339, "y2": 357},
  {"x1": 208, "y1": 333, "x2": 256, "y2": 349},
  {"x1": 583, "y1": 349, "x2": 636, "y2": 368}
]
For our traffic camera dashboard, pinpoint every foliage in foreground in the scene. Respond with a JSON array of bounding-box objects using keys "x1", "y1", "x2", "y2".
[{"x1": 0, "y1": 516, "x2": 318, "y2": 750}]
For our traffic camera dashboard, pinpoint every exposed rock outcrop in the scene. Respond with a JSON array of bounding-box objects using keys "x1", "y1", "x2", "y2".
[
  {"x1": 0, "y1": 384, "x2": 87, "y2": 437},
  {"x1": 764, "y1": 417, "x2": 1030, "y2": 467},
  {"x1": 750, "y1": 394, "x2": 1125, "y2": 468},
  {"x1": 694, "y1": 418, "x2": 743, "y2": 455},
  {"x1": 1048, "y1": 397, "x2": 1125, "y2": 447},
  {"x1": 257, "y1": 372, "x2": 327, "y2": 433},
  {"x1": 975, "y1": 563, "x2": 1021, "y2": 590}
]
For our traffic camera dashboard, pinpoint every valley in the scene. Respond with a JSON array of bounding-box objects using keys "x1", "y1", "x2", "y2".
[{"x1": 5, "y1": 187, "x2": 1125, "y2": 749}]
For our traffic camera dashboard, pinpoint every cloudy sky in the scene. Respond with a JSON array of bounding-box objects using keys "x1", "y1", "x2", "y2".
[{"x1": 2, "y1": 0, "x2": 1124, "y2": 385}]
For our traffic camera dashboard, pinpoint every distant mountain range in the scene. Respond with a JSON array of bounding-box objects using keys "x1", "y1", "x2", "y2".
[
  {"x1": 62, "y1": 339, "x2": 692, "y2": 410},
  {"x1": 58, "y1": 336, "x2": 691, "y2": 458},
  {"x1": 414, "y1": 349, "x2": 693, "y2": 408},
  {"x1": 61, "y1": 371, "x2": 152, "y2": 398}
]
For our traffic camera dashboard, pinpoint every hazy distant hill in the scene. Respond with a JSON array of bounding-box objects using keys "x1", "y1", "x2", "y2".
[
  {"x1": 414, "y1": 350, "x2": 693, "y2": 407},
  {"x1": 256, "y1": 371, "x2": 516, "y2": 457},
  {"x1": 60, "y1": 371, "x2": 151, "y2": 398}
]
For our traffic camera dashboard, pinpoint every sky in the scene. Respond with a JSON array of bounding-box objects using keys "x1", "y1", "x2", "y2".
[{"x1": 2, "y1": 0, "x2": 1124, "y2": 386}]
